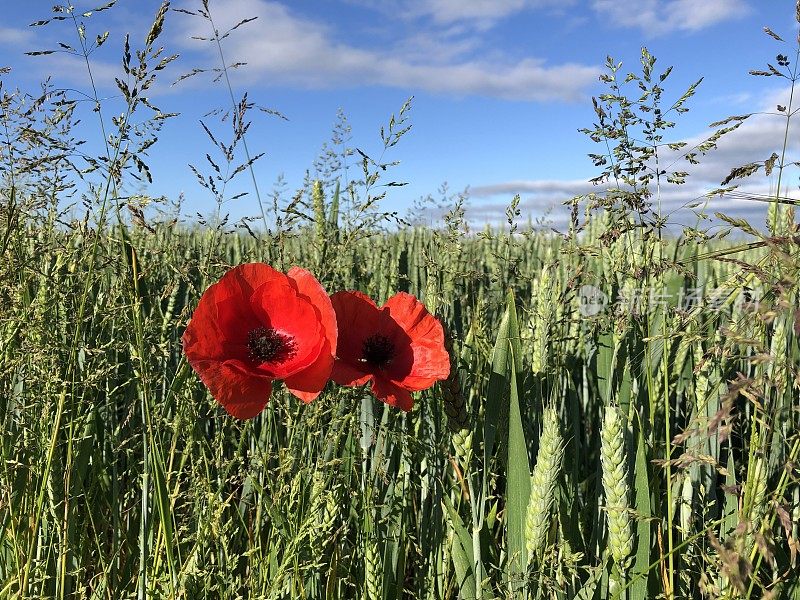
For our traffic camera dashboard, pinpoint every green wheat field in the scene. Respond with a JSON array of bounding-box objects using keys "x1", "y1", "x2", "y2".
[{"x1": 1, "y1": 1, "x2": 800, "y2": 599}]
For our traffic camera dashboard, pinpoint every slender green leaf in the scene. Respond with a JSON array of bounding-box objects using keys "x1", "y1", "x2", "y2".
[
  {"x1": 506, "y1": 354, "x2": 531, "y2": 593},
  {"x1": 443, "y1": 497, "x2": 477, "y2": 600},
  {"x1": 630, "y1": 417, "x2": 651, "y2": 600}
]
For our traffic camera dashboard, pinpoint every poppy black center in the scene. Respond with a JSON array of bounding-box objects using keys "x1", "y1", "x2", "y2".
[
  {"x1": 362, "y1": 334, "x2": 394, "y2": 369},
  {"x1": 248, "y1": 327, "x2": 296, "y2": 364}
]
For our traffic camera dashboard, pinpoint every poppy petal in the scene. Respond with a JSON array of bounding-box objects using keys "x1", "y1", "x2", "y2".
[
  {"x1": 371, "y1": 376, "x2": 414, "y2": 412},
  {"x1": 185, "y1": 263, "x2": 337, "y2": 417},
  {"x1": 288, "y1": 266, "x2": 338, "y2": 356},
  {"x1": 331, "y1": 361, "x2": 373, "y2": 387},
  {"x1": 212, "y1": 263, "x2": 287, "y2": 348},
  {"x1": 214, "y1": 293, "x2": 267, "y2": 349},
  {"x1": 248, "y1": 279, "x2": 326, "y2": 377},
  {"x1": 284, "y1": 339, "x2": 334, "y2": 403},
  {"x1": 191, "y1": 358, "x2": 273, "y2": 419},
  {"x1": 382, "y1": 292, "x2": 450, "y2": 387},
  {"x1": 182, "y1": 311, "x2": 226, "y2": 363},
  {"x1": 227, "y1": 262, "x2": 284, "y2": 297},
  {"x1": 183, "y1": 264, "x2": 285, "y2": 361},
  {"x1": 330, "y1": 290, "x2": 381, "y2": 366},
  {"x1": 182, "y1": 276, "x2": 244, "y2": 361}
]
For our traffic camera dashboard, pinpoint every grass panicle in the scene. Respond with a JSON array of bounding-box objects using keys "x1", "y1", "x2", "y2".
[{"x1": 0, "y1": 2, "x2": 799, "y2": 599}]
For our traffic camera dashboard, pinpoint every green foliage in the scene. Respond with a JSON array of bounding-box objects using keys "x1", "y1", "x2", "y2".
[{"x1": 1, "y1": 3, "x2": 800, "y2": 600}]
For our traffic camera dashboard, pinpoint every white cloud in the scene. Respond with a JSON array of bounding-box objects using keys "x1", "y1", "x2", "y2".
[
  {"x1": 390, "y1": 28, "x2": 481, "y2": 63},
  {"x1": 408, "y1": 0, "x2": 573, "y2": 25},
  {"x1": 0, "y1": 26, "x2": 34, "y2": 47},
  {"x1": 0, "y1": 11, "x2": 164, "y2": 92},
  {"x1": 173, "y1": 0, "x2": 600, "y2": 101},
  {"x1": 663, "y1": 87, "x2": 798, "y2": 185},
  {"x1": 21, "y1": 52, "x2": 121, "y2": 90},
  {"x1": 345, "y1": 0, "x2": 574, "y2": 28},
  {"x1": 592, "y1": 0, "x2": 749, "y2": 35},
  {"x1": 465, "y1": 179, "x2": 797, "y2": 230},
  {"x1": 471, "y1": 179, "x2": 595, "y2": 198},
  {"x1": 465, "y1": 86, "x2": 800, "y2": 227}
]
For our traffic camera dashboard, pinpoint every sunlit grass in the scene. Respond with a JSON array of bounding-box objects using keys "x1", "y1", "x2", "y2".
[{"x1": 1, "y1": 2, "x2": 799, "y2": 599}]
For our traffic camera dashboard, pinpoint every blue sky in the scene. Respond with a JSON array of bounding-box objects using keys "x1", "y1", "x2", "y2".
[{"x1": 0, "y1": 0, "x2": 798, "y2": 230}]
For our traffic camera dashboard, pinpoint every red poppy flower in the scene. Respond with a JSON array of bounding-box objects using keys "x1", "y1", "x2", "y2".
[
  {"x1": 182, "y1": 263, "x2": 337, "y2": 419},
  {"x1": 330, "y1": 291, "x2": 450, "y2": 411}
]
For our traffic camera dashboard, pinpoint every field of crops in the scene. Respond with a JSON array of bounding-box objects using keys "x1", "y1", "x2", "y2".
[{"x1": 1, "y1": 2, "x2": 800, "y2": 599}]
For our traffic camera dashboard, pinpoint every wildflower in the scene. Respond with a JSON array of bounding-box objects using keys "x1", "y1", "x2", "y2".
[
  {"x1": 330, "y1": 291, "x2": 449, "y2": 411},
  {"x1": 182, "y1": 263, "x2": 336, "y2": 419}
]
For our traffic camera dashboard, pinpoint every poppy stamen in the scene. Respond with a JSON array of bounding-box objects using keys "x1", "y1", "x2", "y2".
[
  {"x1": 362, "y1": 334, "x2": 394, "y2": 369},
  {"x1": 248, "y1": 327, "x2": 296, "y2": 364}
]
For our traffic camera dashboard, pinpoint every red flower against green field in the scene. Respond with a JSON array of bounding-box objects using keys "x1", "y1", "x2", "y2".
[
  {"x1": 182, "y1": 264, "x2": 337, "y2": 419},
  {"x1": 330, "y1": 291, "x2": 449, "y2": 411}
]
